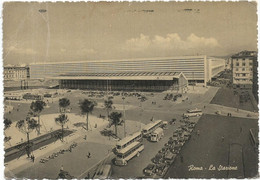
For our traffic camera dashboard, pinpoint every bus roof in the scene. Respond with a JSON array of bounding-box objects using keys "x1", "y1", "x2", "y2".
[
  {"x1": 151, "y1": 127, "x2": 163, "y2": 134},
  {"x1": 117, "y1": 141, "x2": 141, "y2": 154},
  {"x1": 116, "y1": 131, "x2": 142, "y2": 146},
  {"x1": 187, "y1": 108, "x2": 202, "y2": 113},
  {"x1": 143, "y1": 120, "x2": 162, "y2": 131}
]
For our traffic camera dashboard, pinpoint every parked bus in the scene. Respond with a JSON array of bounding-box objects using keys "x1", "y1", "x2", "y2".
[
  {"x1": 115, "y1": 131, "x2": 142, "y2": 153},
  {"x1": 114, "y1": 141, "x2": 144, "y2": 166},
  {"x1": 93, "y1": 164, "x2": 112, "y2": 179},
  {"x1": 183, "y1": 108, "x2": 203, "y2": 118},
  {"x1": 150, "y1": 127, "x2": 164, "y2": 142},
  {"x1": 142, "y1": 120, "x2": 163, "y2": 138}
]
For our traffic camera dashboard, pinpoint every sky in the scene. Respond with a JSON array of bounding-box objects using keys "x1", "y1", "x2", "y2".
[{"x1": 3, "y1": 2, "x2": 258, "y2": 65}]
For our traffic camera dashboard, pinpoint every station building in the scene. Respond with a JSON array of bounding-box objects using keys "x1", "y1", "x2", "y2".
[{"x1": 29, "y1": 55, "x2": 225, "y2": 91}]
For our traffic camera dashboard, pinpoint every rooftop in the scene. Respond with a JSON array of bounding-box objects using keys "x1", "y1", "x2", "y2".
[{"x1": 51, "y1": 72, "x2": 187, "y2": 81}]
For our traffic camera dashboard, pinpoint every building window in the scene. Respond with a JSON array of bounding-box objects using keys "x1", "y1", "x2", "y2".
[
  {"x1": 249, "y1": 62, "x2": 253, "y2": 66},
  {"x1": 236, "y1": 74, "x2": 239, "y2": 77},
  {"x1": 242, "y1": 73, "x2": 246, "y2": 77},
  {"x1": 236, "y1": 68, "x2": 239, "y2": 71},
  {"x1": 242, "y1": 63, "x2": 246, "y2": 66},
  {"x1": 242, "y1": 68, "x2": 245, "y2": 71},
  {"x1": 243, "y1": 58, "x2": 245, "y2": 61},
  {"x1": 236, "y1": 62, "x2": 239, "y2": 66}
]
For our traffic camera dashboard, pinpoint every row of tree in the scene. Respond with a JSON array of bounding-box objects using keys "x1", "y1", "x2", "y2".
[{"x1": 4, "y1": 97, "x2": 123, "y2": 158}]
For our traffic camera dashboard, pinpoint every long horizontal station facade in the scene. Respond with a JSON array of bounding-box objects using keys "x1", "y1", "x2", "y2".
[
  {"x1": 56, "y1": 72, "x2": 188, "y2": 92},
  {"x1": 29, "y1": 55, "x2": 225, "y2": 91}
]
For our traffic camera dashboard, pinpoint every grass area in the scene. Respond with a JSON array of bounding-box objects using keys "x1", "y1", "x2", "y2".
[
  {"x1": 210, "y1": 87, "x2": 257, "y2": 112},
  {"x1": 164, "y1": 114, "x2": 258, "y2": 178}
]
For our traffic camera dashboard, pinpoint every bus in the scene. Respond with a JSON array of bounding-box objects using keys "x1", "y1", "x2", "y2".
[
  {"x1": 150, "y1": 127, "x2": 164, "y2": 142},
  {"x1": 142, "y1": 120, "x2": 163, "y2": 138},
  {"x1": 115, "y1": 131, "x2": 142, "y2": 153},
  {"x1": 183, "y1": 108, "x2": 203, "y2": 118},
  {"x1": 114, "y1": 141, "x2": 144, "y2": 166},
  {"x1": 92, "y1": 164, "x2": 112, "y2": 179}
]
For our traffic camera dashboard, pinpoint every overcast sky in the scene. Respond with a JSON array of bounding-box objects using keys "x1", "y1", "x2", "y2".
[{"x1": 3, "y1": 2, "x2": 257, "y2": 65}]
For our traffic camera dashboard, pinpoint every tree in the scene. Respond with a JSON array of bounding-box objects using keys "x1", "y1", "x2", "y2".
[
  {"x1": 16, "y1": 117, "x2": 39, "y2": 157},
  {"x1": 108, "y1": 112, "x2": 122, "y2": 137},
  {"x1": 104, "y1": 99, "x2": 113, "y2": 121},
  {"x1": 4, "y1": 118, "x2": 12, "y2": 145},
  {"x1": 29, "y1": 100, "x2": 46, "y2": 134},
  {"x1": 79, "y1": 99, "x2": 95, "y2": 130},
  {"x1": 4, "y1": 118, "x2": 12, "y2": 130},
  {"x1": 55, "y1": 114, "x2": 69, "y2": 141},
  {"x1": 59, "y1": 98, "x2": 70, "y2": 114}
]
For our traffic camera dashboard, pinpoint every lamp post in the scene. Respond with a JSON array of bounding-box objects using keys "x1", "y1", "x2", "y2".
[
  {"x1": 38, "y1": 5, "x2": 50, "y2": 74},
  {"x1": 192, "y1": 72, "x2": 195, "y2": 90},
  {"x1": 122, "y1": 96, "x2": 126, "y2": 137}
]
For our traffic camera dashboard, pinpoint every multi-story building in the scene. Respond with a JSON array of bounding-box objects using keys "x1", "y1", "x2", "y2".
[
  {"x1": 4, "y1": 65, "x2": 30, "y2": 81},
  {"x1": 29, "y1": 55, "x2": 225, "y2": 90},
  {"x1": 231, "y1": 51, "x2": 257, "y2": 90}
]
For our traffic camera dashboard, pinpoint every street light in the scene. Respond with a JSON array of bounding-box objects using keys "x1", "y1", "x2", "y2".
[
  {"x1": 122, "y1": 96, "x2": 126, "y2": 137},
  {"x1": 38, "y1": 5, "x2": 50, "y2": 73}
]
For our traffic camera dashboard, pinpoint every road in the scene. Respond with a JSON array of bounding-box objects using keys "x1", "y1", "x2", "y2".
[{"x1": 111, "y1": 117, "x2": 199, "y2": 178}]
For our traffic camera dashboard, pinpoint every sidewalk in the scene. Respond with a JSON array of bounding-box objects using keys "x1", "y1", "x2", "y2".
[
  {"x1": 4, "y1": 113, "x2": 118, "y2": 178},
  {"x1": 206, "y1": 104, "x2": 258, "y2": 119}
]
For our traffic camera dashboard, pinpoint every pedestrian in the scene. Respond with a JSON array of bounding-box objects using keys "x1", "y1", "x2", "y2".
[
  {"x1": 240, "y1": 127, "x2": 242, "y2": 133},
  {"x1": 197, "y1": 130, "x2": 200, "y2": 136},
  {"x1": 60, "y1": 165, "x2": 64, "y2": 172},
  {"x1": 180, "y1": 155, "x2": 183, "y2": 163},
  {"x1": 32, "y1": 155, "x2": 35, "y2": 162},
  {"x1": 87, "y1": 152, "x2": 91, "y2": 158},
  {"x1": 222, "y1": 136, "x2": 225, "y2": 142},
  {"x1": 204, "y1": 105, "x2": 206, "y2": 109},
  {"x1": 84, "y1": 135, "x2": 87, "y2": 140}
]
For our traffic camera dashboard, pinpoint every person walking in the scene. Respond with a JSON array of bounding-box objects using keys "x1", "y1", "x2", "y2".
[
  {"x1": 180, "y1": 155, "x2": 183, "y2": 163},
  {"x1": 197, "y1": 130, "x2": 200, "y2": 136},
  {"x1": 87, "y1": 152, "x2": 91, "y2": 158},
  {"x1": 60, "y1": 165, "x2": 64, "y2": 172}
]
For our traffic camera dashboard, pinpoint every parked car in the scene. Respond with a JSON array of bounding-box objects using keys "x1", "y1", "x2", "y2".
[
  {"x1": 152, "y1": 153, "x2": 165, "y2": 164},
  {"x1": 154, "y1": 163, "x2": 169, "y2": 176},
  {"x1": 143, "y1": 164, "x2": 156, "y2": 176},
  {"x1": 164, "y1": 151, "x2": 177, "y2": 165}
]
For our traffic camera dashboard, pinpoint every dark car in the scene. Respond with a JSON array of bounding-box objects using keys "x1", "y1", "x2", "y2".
[
  {"x1": 152, "y1": 153, "x2": 164, "y2": 164},
  {"x1": 154, "y1": 163, "x2": 169, "y2": 177},
  {"x1": 143, "y1": 164, "x2": 156, "y2": 176},
  {"x1": 164, "y1": 151, "x2": 177, "y2": 165}
]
